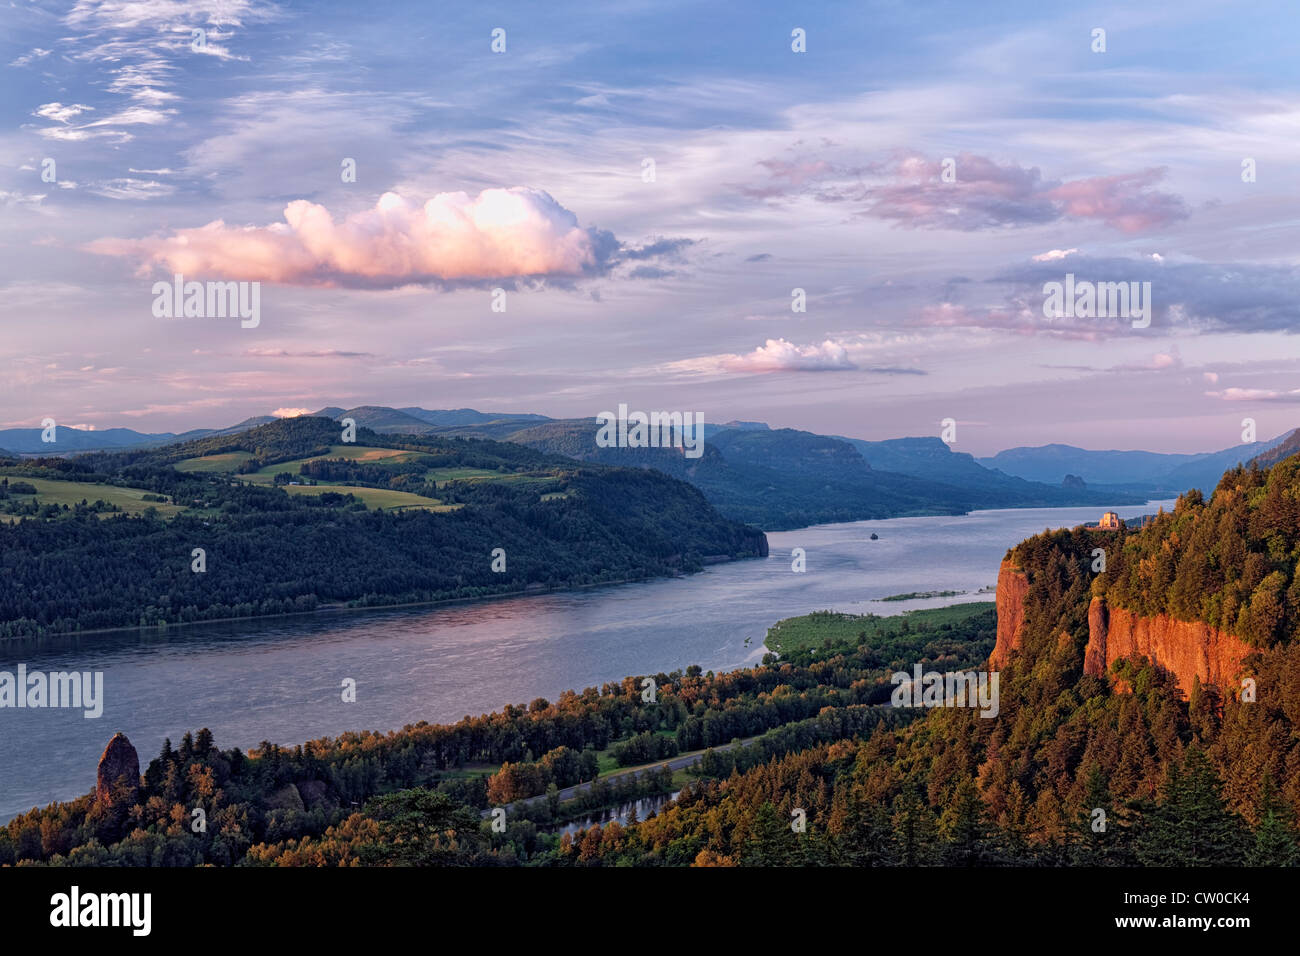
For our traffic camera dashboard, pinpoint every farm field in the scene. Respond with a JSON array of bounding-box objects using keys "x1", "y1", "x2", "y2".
[
  {"x1": 280, "y1": 483, "x2": 460, "y2": 511},
  {"x1": 173, "y1": 451, "x2": 255, "y2": 473},
  {"x1": 0, "y1": 476, "x2": 187, "y2": 520}
]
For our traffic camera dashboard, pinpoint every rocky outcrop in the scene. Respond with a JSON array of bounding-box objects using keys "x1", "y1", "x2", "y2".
[
  {"x1": 989, "y1": 556, "x2": 1253, "y2": 698},
  {"x1": 990, "y1": 559, "x2": 1029, "y2": 668},
  {"x1": 95, "y1": 732, "x2": 140, "y2": 805},
  {"x1": 1083, "y1": 597, "x2": 1253, "y2": 698}
]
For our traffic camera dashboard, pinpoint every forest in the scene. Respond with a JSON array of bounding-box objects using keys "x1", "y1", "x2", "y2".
[
  {"x1": 0, "y1": 418, "x2": 766, "y2": 637},
  {"x1": 6, "y1": 590, "x2": 1297, "y2": 866},
  {"x1": 7, "y1": 452, "x2": 1300, "y2": 867},
  {"x1": 1095, "y1": 456, "x2": 1300, "y2": 647}
]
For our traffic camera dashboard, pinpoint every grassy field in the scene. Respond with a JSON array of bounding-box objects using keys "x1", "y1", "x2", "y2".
[
  {"x1": 173, "y1": 451, "x2": 255, "y2": 473},
  {"x1": 241, "y1": 445, "x2": 426, "y2": 484},
  {"x1": 171, "y1": 445, "x2": 426, "y2": 484},
  {"x1": 1, "y1": 476, "x2": 187, "y2": 520},
  {"x1": 425, "y1": 466, "x2": 502, "y2": 483},
  {"x1": 280, "y1": 484, "x2": 460, "y2": 511},
  {"x1": 763, "y1": 601, "x2": 995, "y2": 655}
]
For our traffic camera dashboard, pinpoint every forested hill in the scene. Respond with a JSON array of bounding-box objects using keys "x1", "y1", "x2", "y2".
[
  {"x1": 874, "y1": 450, "x2": 1300, "y2": 865},
  {"x1": 0, "y1": 418, "x2": 766, "y2": 638},
  {"x1": 1008, "y1": 453, "x2": 1300, "y2": 657},
  {"x1": 494, "y1": 420, "x2": 1142, "y2": 530}
]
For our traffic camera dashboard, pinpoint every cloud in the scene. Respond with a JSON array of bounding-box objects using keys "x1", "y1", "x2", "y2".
[
  {"x1": 29, "y1": 0, "x2": 284, "y2": 142},
  {"x1": 1206, "y1": 387, "x2": 1300, "y2": 403},
  {"x1": 85, "y1": 178, "x2": 177, "y2": 200},
  {"x1": 1043, "y1": 169, "x2": 1190, "y2": 234},
  {"x1": 0, "y1": 190, "x2": 47, "y2": 209},
  {"x1": 36, "y1": 105, "x2": 174, "y2": 143},
  {"x1": 34, "y1": 103, "x2": 95, "y2": 124},
  {"x1": 621, "y1": 236, "x2": 696, "y2": 260},
  {"x1": 628, "y1": 265, "x2": 677, "y2": 279},
  {"x1": 1112, "y1": 351, "x2": 1181, "y2": 371},
  {"x1": 991, "y1": 255, "x2": 1300, "y2": 336},
  {"x1": 9, "y1": 48, "x2": 52, "y2": 68},
  {"x1": 272, "y1": 407, "x2": 313, "y2": 418},
  {"x1": 87, "y1": 187, "x2": 618, "y2": 287},
  {"x1": 245, "y1": 349, "x2": 374, "y2": 359},
  {"x1": 1043, "y1": 351, "x2": 1183, "y2": 373},
  {"x1": 743, "y1": 150, "x2": 1189, "y2": 233},
  {"x1": 1032, "y1": 248, "x2": 1078, "y2": 262},
  {"x1": 64, "y1": 0, "x2": 282, "y2": 31},
  {"x1": 669, "y1": 338, "x2": 859, "y2": 374}
]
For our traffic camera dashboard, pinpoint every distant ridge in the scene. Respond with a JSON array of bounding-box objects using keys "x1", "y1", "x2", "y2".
[
  {"x1": 308, "y1": 405, "x2": 553, "y2": 434},
  {"x1": 979, "y1": 433, "x2": 1291, "y2": 493},
  {"x1": 1249, "y1": 428, "x2": 1300, "y2": 468}
]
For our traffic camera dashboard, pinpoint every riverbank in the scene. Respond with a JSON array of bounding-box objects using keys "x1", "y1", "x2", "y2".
[
  {"x1": 0, "y1": 501, "x2": 1173, "y2": 821},
  {"x1": 0, "y1": 554, "x2": 762, "y2": 647}
]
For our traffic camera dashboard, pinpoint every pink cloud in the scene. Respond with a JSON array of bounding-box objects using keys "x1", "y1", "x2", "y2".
[
  {"x1": 87, "y1": 187, "x2": 605, "y2": 287},
  {"x1": 1043, "y1": 169, "x2": 1188, "y2": 234},
  {"x1": 1206, "y1": 387, "x2": 1300, "y2": 403},
  {"x1": 743, "y1": 149, "x2": 1188, "y2": 234},
  {"x1": 669, "y1": 338, "x2": 858, "y2": 374}
]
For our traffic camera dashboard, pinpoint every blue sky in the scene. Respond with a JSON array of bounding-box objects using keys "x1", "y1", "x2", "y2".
[{"x1": 2, "y1": 0, "x2": 1299, "y2": 454}]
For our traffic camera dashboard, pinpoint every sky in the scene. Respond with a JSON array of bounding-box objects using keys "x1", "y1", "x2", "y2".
[{"x1": 2, "y1": 0, "x2": 1299, "y2": 455}]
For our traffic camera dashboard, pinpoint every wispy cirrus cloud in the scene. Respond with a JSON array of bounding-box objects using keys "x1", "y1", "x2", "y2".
[
  {"x1": 1206, "y1": 387, "x2": 1300, "y2": 403},
  {"x1": 244, "y1": 348, "x2": 374, "y2": 359}
]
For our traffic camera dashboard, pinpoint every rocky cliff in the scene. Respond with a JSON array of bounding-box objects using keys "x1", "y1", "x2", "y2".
[
  {"x1": 1083, "y1": 597, "x2": 1252, "y2": 698},
  {"x1": 95, "y1": 732, "x2": 140, "y2": 805},
  {"x1": 989, "y1": 559, "x2": 1028, "y2": 668},
  {"x1": 989, "y1": 554, "x2": 1253, "y2": 697}
]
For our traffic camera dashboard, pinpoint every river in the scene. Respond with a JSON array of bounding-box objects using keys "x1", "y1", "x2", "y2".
[{"x1": 0, "y1": 500, "x2": 1172, "y2": 822}]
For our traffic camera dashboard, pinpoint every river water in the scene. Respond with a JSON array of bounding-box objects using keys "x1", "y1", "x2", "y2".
[{"x1": 0, "y1": 500, "x2": 1172, "y2": 822}]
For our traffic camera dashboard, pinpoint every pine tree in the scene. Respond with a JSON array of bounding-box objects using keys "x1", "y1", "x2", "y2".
[
  {"x1": 829, "y1": 789, "x2": 896, "y2": 866},
  {"x1": 1246, "y1": 811, "x2": 1299, "y2": 866},
  {"x1": 940, "y1": 778, "x2": 996, "y2": 865},
  {"x1": 1137, "y1": 746, "x2": 1246, "y2": 865},
  {"x1": 892, "y1": 786, "x2": 938, "y2": 865},
  {"x1": 741, "y1": 801, "x2": 798, "y2": 867},
  {"x1": 1071, "y1": 766, "x2": 1133, "y2": 865},
  {"x1": 1246, "y1": 775, "x2": 1299, "y2": 866}
]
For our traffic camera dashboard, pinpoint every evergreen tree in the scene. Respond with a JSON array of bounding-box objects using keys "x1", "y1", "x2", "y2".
[
  {"x1": 829, "y1": 789, "x2": 896, "y2": 866},
  {"x1": 939, "y1": 778, "x2": 997, "y2": 865},
  {"x1": 1136, "y1": 747, "x2": 1247, "y2": 866},
  {"x1": 892, "y1": 786, "x2": 938, "y2": 865},
  {"x1": 741, "y1": 801, "x2": 798, "y2": 867},
  {"x1": 1246, "y1": 811, "x2": 1299, "y2": 866}
]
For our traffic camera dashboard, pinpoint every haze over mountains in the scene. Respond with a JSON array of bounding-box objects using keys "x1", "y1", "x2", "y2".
[
  {"x1": 979, "y1": 436, "x2": 1289, "y2": 495},
  {"x1": 3, "y1": 404, "x2": 1291, "y2": 526}
]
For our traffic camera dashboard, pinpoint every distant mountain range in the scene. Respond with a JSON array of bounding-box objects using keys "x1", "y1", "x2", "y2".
[
  {"x1": 4, "y1": 404, "x2": 1294, "y2": 528},
  {"x1": 0, "y1": 417, "x2": 277, "y2": 455},
  {"x1": 979, "y1": 434, "x2": 1290, "y2": 494},
  {"x1": 0, "y1": 407, "x2": 546, "y2": 454}
]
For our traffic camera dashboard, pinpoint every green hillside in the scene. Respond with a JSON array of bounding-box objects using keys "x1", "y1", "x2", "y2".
[{"x1": 0, "y1": 418, "x2": 766, "y2": 637}]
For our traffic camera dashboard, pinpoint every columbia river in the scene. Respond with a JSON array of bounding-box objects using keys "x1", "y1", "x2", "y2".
[{"x1": 0, "y1": 500, "x2": 1172, "y2": 821}]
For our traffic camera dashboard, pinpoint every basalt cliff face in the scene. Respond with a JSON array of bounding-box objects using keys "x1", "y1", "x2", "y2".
[
  {"x1": 95, "y1": 732, "x2": 140, "y2": 805},
  {"x1": 989, "y1": 559, "x2": 1028, "y2": 669},
  {"x1": 989, "y1": 556, "x2": 1253, "y2": 697},
  {"x1": 1083, "y1": 597, "x2": 1252, "y2": 698}
]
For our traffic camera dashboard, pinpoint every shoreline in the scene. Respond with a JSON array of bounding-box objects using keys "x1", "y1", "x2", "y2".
[
  {"x1": 0, "y1": 554, "x2": 763, "y2": 648},
  {"x1": 2, "y1": 499, "x2": 1169, "y2": 647}
]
